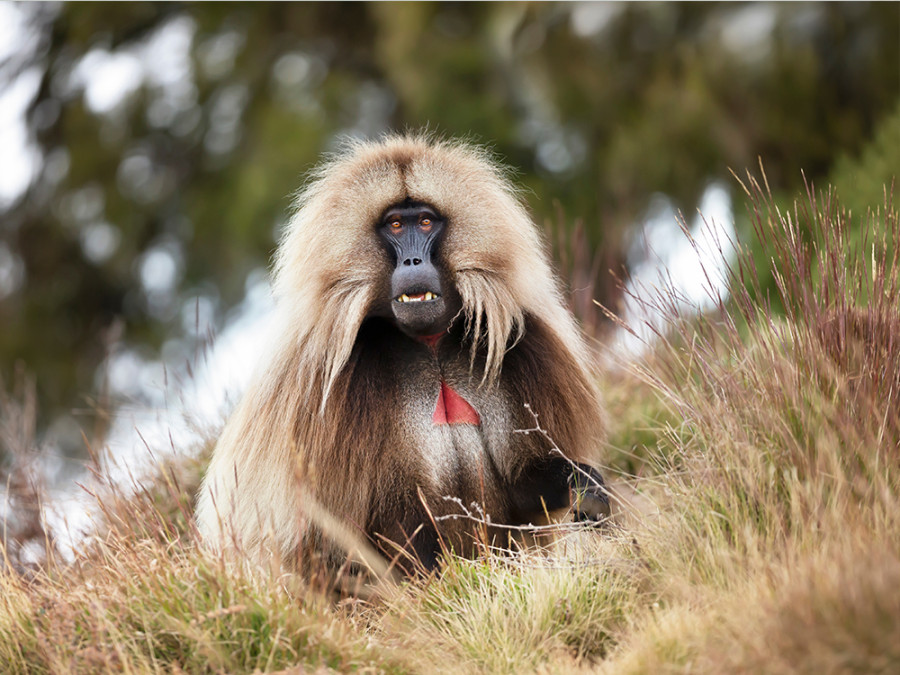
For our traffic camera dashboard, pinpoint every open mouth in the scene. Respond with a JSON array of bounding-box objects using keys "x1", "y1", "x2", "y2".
[{"x1": 395, "y1": 292, "x2": 441, "y2": 303}]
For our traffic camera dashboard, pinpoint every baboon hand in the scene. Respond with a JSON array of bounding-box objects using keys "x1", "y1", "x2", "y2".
[{"x1": 569, "y1": 463, "x2": 611, "y2": 523}]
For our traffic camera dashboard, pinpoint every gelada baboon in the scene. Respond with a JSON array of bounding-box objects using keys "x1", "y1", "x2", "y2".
[{"x1": 196, "y1": 135, "x2": 609, "y2": 574}]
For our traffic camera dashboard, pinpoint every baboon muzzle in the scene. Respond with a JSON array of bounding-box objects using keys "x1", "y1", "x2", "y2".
[{"x1": 389, "y1": 226, "x2": 447, "y2": 336}]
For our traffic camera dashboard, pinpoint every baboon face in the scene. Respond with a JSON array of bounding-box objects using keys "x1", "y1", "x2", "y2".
[{"x1": 378, "y1": 200, "x2": 460, "y2": 337}]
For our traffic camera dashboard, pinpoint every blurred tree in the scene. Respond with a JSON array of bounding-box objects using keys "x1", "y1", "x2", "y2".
[
  {"x1": 0, "y1": 2, "x2": 897, "y2": 457},
  {"x1": 831, "y1": 100, "x2": 900, "y2": 220}
]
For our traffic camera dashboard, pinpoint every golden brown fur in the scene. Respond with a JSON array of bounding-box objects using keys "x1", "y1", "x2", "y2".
[{"x1": 195, "y1": 134, "x2": 605, "y2": 571}]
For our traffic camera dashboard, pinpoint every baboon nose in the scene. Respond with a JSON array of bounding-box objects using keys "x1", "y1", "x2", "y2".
[{"x1": 403, "y1": 258, "x2": 423, "y2": 266}]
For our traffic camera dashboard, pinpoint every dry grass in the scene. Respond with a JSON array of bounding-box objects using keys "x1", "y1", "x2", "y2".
[{"x1": 1, "y1": 174, "x2": 898, "y2": 673}]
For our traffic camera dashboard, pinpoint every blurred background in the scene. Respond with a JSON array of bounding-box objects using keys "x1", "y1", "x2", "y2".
[{"x1": 0, "y1": 2, "x2": 898, "y2": 484}]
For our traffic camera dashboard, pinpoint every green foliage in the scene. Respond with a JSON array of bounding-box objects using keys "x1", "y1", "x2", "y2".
[
  {"x1": 0, "y1": 3, "x2": 898, "y2": 448},
  {"x1": 600, "y1": 365, "x2": 683, "y2": 477},
  {"x1": 831, "y1": 99, "x2": 900, "y2": 220}
]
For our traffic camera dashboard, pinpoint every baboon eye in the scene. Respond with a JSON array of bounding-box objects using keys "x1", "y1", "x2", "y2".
[
  {"x1": 420, "y1": 218, "x2": 432, "y2": 231},
  {"x1": 390, "y1": 220, "x2": 402, "y2": 231}
]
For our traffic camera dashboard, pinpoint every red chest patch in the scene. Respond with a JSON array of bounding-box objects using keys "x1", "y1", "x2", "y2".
[{"x1": 433, "y1": 380, "x2": 481, "y2": 426}]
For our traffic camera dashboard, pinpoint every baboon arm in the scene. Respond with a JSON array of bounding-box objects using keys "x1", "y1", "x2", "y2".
[
  {"x1": 509, "y1": 457, "x2": 610, "y2": 523},
  {"x1": 508, "y1": 456, "x2": 571, "y2": 521}
]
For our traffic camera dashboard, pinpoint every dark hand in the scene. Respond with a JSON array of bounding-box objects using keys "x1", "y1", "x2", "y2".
[{"x1": 569, "y1": 463, "x2": 611, "y2": 522}]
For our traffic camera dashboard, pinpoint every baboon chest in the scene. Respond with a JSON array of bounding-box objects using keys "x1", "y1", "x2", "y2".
[{"x1": 392, "y1": 345, "x2": 514, "y2": 507}]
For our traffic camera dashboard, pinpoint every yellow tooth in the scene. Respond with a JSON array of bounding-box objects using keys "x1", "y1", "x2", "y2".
[
  {"x1": 401, "y1": 294, "x2": 409, "y2": 302},
  {"x1": 425, "y1": 292, "x2": 433, "y2": 301}
]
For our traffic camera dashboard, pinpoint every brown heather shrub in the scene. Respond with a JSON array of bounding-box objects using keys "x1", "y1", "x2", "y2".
[{"x1": 601, "y1": 171, "x2": 900, "y2": 673}]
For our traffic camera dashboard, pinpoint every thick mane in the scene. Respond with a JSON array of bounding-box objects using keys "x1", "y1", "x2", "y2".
[{"x1": 273, "y1": 134, "x2": 591, "y2": 400}]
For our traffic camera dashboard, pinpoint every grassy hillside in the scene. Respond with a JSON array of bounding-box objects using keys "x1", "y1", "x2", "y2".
[{"x1": 1, "y1": 175, "x2": 898, "y2": 673}]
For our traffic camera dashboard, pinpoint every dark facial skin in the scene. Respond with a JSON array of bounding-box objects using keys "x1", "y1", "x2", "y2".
[{"x1": 378, "y1": 202, "x2": 460, "y2": 338}]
